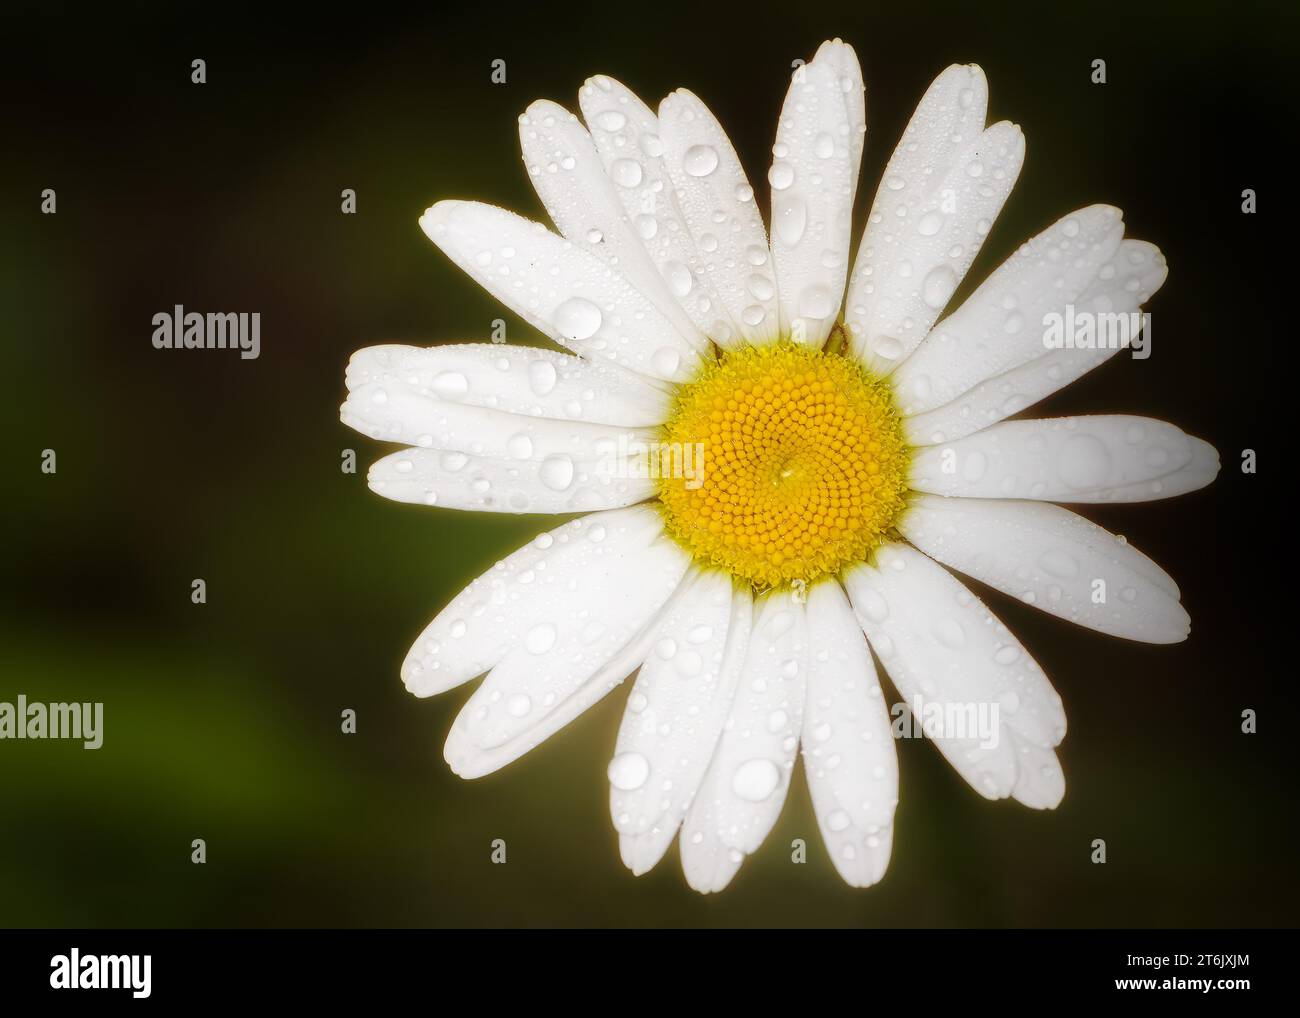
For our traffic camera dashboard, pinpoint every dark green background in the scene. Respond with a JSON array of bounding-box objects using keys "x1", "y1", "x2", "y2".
[{"x1": 2, "y1": 1, "x2": 1293, "y2": 926}]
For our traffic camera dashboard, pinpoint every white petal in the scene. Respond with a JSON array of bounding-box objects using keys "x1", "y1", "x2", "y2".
[
  {"x1": 1011, "y1": 741, "x2": 1066, "y2": 810},
  {"x1": 1096, "y1": 437, "x2": 1219, "y2": 503},
  {"x1": 680, "y1": 591, "x2": 807, "y2": 893},
  {"x1": 898, "y1": 494, "x2": 1190, "y2": 643},
  {"x1": 444, "y1": 582, "x2": 685, "y2": 780},
  {"x1": 367, "y1": 444, "x2": 654, "y2": 515},
  {"x1": 436, "y1": 509, "x2": 690, "y2": 766},
  {"x1": 902, "y1": 238, "x2": 1167, "y2": 446},
  {"x1": 341, "y1": 374, "x2": 654, "y2": 460},
  {"x1": 519, "y1": 100, "x2": 708, "y2": 349},
  {"x1": 401, "y1": 507, "x2": 676, "y2": 697},
  {"x1": 845, "y1": 65, "x2": 1025, "y2": 370},
  {"x1": 801, "y1": 580, "x2": 898, "y2": 887},
  {"x1": 611, "y1": 573, "x2": 752, "y2": 875},
  {"x1": 659, "y1": 89, "x2": 778, "y2": 346},
  {"x1": 909, "y1": 415, "x2": 1219, "y2": 503},
  {"x1": 345, "y1": 344, "x2": 670, "y2": 428},
  {"x1": 770, "y1": 45, "x2": 863, "y2": 346},
  {"x1": 577, "y1": 76, "x2": 730, "y2": 340},
  {"x1": 812, "y1": 39, "x2": 866, "y2": 193},
  {"x1": 892, "y1": 205, "x2": 1125, "y2": 416},
  {"x1": 419, "y1": 200, "x2": 702, "y2": 383},
  {"x1": 843, "y1": 544, "x2": 1067, "y2": 808}
]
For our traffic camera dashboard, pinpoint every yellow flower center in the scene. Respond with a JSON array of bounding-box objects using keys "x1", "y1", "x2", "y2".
[{"x1": 655, "y1": 339, "x2": 910, "y2": 589}]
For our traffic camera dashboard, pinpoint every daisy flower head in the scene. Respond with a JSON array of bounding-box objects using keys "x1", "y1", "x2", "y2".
[{"x1": 340, "y1": 39, "x2": 1217, "y2": 893}]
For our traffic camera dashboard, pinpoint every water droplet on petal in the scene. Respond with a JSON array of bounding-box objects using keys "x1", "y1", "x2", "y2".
[
  {"x1": 528, "y1": 360, "x2": 557, "y2": 395},
  {"x1": 432, "y1": 371, "x2": 469, "y2": 400},
  {"x1": 525, "y1": 623, "x2": 557, "y2": 654},
  {"x1": 732, "y1": 758, "x2": 780, "y2": 802},
  {"x1": 554, "y1": 297, "x2": 602, "y2": 341},
  {"x1": 507, "y1": 433, "x2": 534, "y2": 460},
  {"x1": 921, "y1": 265, "x2": 958, "y2": 310},
  {"x1": 683, "y1": 144, "x2": 719, "y2": 177},
  {"x1": 610, "y1": 158, "x2": 643, "y2": 188},
  {"x1": 593, "y1": 110, "x2": 627, "y2": 132},
  {"x1": 608, "y1": 752, "x2": 650, "y2": 791},
  {"x1": 539, "y1": 454, "x2": 575, "y2": 491},
  {"x1": 774, "y1": 196, "x2": 807, "y2": 245},
  {"x1": 768, "y1": 162, "x2": 795, "y2": 191}
]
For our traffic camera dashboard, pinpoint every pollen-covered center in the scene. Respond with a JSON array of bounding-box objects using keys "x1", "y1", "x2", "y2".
[{"x1": 655, "y1": 340, "x2": 910, "y2": 589}]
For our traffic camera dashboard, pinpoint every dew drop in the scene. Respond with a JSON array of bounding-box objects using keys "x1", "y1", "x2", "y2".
[
  {"x1": 539, "y1": 454, "x2": 575, "y2": 491},
  {"x1": 525, "y1": 623, "x2": 557, "y2": 654},
  {"x1": 768, "y1": 162, "x2": 795, "y2": 190},
  {"x1": 747, "y1": 274, "x2": 775, "y2": 301},
  {"x1": 528, "y1": 360, "x2": 558, "y2": 395},
  {"x1": 432, "y1": 371, "x2": 469, "y2": 400},
  {"x1": 663, "y1": 260, "x2": 693, "y2": 297},
  {"x1": 594, "y1": 110, "x2": 627, "y2": 131},
  {"x1": 683, "y1": 144, "x2": 719, "y2": 177},
  {"x1": 610, "y1": 158, "x2": 643, "y2": 188},
  {"x1": 553, "y1": 297, "x2": 602, "y2": 341},
  {"x1": 506, "y1": 433, "x2": 534, "y2": 460},
  {"x1": 651, "y1": 347, "x2": 682, "y2": 376},
  {"x1": 921, "y1": 265, "x2": 958, "y2": 310},
  {"x1": 917, "y1": 211, "x2": 944, "y2": 237},
  {"x1": 732, "y1": 758, "x2": 780, "y2": 802},
  {"x1": 774, "y1": 196, "x2": 807, "y2": 245},
  {"x1": 608, "y1": 752, "x2": 650, "y2": 791},
  {"x1": 506, "y1": 693, "x2": 532, "y2": 717}
]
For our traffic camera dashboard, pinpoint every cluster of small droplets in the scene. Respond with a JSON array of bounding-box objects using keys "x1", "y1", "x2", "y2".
[{"x1": 656, "y1": 341, "x2": 910, "y2": 588}]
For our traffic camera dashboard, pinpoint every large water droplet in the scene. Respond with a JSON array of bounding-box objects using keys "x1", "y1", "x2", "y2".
[
  {"x1": 917, "y1": 211, "x2": 944, "y2": 237},
  {"x1": 506, "y1": 693, "x2": 532, "y2": 717},
  {"x1": 554, "y1": 297, "x2": 602, "y2": 341},
  {"x1": 528, "y1": 360, "x2": 557, "y2": 395},
  {"x1": 431, "y1": 371, "x2": 469, "y2": 400},
  {"x1": 1039, "y1": 548, "x2": 1079, "y2": 579},
  {"x1": 774, "y1": 196, "x2": 807, "y2": 245},
  {"x1": 539, "y1": 454, "x2": 575, "y2": 490},
  {"x1": 768, "y1": 162, "x2": 795, "y2": 191},
  {"x1": 732, "y1": 758, "x2": 780, "y2": 802},
  {"x1": 683, "y1": 144, "x2": 719, "y2": 177},
  {"x1": 608, "y1": 752, "x2": 650, "y2": 791},
  {"x1": 525, "y1": 622, "x2": 557, "y2": 654},
  {"x1": 663, "y1": 260, "x2": 693, "y2": 297},
  {"x1": 935, "y1": 618, "x2": 966, "y2": 648},
  {"x1": 507, "y1": 433, "x2": 534, "y2": 460},
  {"x1": 610, "y1": 158, "x2": 643, "y2": 188},
  {"x1": 651, "y1": 347, "x2": 681, "y2": 376},
  {"x1": 921, "y1": 265, "x2": 958, "y2": 310}
]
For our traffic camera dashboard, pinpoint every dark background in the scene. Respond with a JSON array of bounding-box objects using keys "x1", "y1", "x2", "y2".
[{"x1": 1, "y1": 0, "x2": 1293, "y2": 927}]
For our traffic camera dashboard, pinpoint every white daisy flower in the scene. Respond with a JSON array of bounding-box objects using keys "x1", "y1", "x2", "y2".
[{"x1": 341, "y1": 39, "x2": 1217, "y2": 894}]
